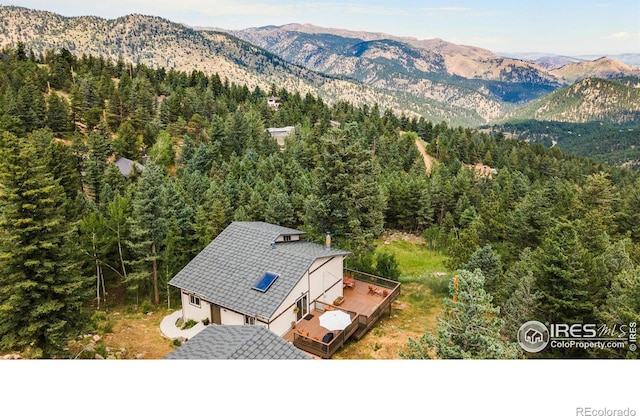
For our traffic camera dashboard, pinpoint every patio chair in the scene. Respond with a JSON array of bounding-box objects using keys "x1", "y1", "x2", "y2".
[
  {"x1": 382, "y1": 289, "x2": 389, "y2": 297},
  {"x1": 343, "y1": 276, "x2": 355, "y2": 289},
  {"x1": 368, "y1": 285, "x2": 377, "y2": 295}
]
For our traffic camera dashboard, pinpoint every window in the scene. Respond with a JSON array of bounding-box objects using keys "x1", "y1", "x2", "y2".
[
  {"x1": 189, "y1": 294, "x2": 201, "y2": 307},
  {"x1": 244, "y1": 315, "x2": 255, "y2": 325},
  {"x1": 283, "y1": 235, "x2": 292, "y2": 242},
  {"x1": 252, "y1": 272, "x2": 279, "y2": 292}
]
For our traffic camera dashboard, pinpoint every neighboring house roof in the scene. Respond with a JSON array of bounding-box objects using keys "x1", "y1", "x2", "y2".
[
  {"x1": 266, "y1": 126, "x2": 295, "y2": 147},
  {"x1": 164, "y1": 325, "x2": 312, "y2": 359},
  {"x1": 266, "y1": 126, "x2": 295, "y2": 137},
  {"x1": 168, "y1": 221, "x2": 350, "y2": 320},
  {"x1": 113, "y1": 157, "x2": 144, "y2": 177}
]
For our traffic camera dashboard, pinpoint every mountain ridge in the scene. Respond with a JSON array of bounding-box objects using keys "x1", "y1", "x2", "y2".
[
  {"x1": 2, "y1": 5, "x2": 639, "y2": 127},
  {"x1": 503, "y1": 77, "x2": 640, "y2": 123}
]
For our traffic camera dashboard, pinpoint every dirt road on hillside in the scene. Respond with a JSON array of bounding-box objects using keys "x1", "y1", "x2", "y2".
[{"x1": 415, "y1": 139, "x2": 435, "y2": 174}]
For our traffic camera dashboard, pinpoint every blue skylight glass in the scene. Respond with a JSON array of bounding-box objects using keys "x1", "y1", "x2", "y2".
[{"x1": 252, "y1": 272, "x2": 279, "y2": 292}]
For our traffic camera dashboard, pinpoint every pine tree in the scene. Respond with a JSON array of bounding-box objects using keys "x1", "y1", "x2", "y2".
[
  {"x1": 595, "y1": 267, "x2": 640, "y2": 358},
  {"x1": 193, "y1": 179, "x2": 231, "y2": 248},
  {"x1": 304, "y1": 124, "x2": 385, "y2": 251},
  {"x1": 45, "y1": 92, "x2": 72, "y2": 134},
  {"x1": 127, "y1": 161, "x2": 168, "y2": 306},
  {"x1": 462, "y1": 245, "x2": 504, "y2": 304},
  {"x1": 30, "y1": 129, "x2": 84, "y2": 220},
  {"x1": 0, "y1": 132, "x2": 90, "y2": 356},
  {"x1": 533, "y1": 221, "x2": 594, "y2": 325},
  {"x1": 500, "y1": 248, "x2": 542, "y2": 341},
  {"x1": 113, "y1": 121, "x2": 141, "y2": 161},
  {"x1": 399, "y1": 269, "x2": 520, "y2": 359},
  {"x1": 84, "y1": 124, "x2": 111, "y2": 204}
]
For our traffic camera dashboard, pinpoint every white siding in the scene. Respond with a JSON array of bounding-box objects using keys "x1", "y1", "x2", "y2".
[
  {"x1": 309, "y1": 256, "x2": 344, "y2": 305},
  {"x1": 181, "y1": 291, "x2": 210, "y2": 323},
  {"x1": 268, "y1": 255, "x2": 345, "y2": 336},
  {"x1": 270, "y1": 274, "x2": 311, "y2": 336},
  {"x1": 221, "y1": 308, "x2": 244, "y2": 325}
]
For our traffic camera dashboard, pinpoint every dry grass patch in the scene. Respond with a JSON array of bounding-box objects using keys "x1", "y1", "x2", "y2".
[
  {"x1": 101, "y1": 309, "x2": 176, "y2": 359},
  {"x1": 333, "y1": 282, "x2": 444, "y2": 359}
]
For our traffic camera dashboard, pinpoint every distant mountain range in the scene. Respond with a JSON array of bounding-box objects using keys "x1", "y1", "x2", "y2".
[
  {"x1": 501, "y1": 52, "x2": 640, "y2": 69},
  {"x1": 1, "y1": 5, "x2": 639, "y2": 127}
]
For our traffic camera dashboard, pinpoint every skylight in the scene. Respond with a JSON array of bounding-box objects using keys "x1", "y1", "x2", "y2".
[{"x1": 252, "y1": 272, "x2": 279, "y2": 292}]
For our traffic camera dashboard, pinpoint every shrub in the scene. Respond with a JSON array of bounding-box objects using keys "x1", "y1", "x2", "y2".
[
  {"x1": 182, "y1": 319, "x2": 197, "y2": 330},
  {"x1": 375, "y1": 252, "x2": 401, "y2": 281},
  {"x1": 141, "y1": 300, "x2": 153, "y2": 314},
  {"x1": 91, "y1": 310, "x2": 113, "y2": 334}
]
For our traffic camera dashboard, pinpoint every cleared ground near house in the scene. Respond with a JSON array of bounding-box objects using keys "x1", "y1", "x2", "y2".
[{"x1": 70, "y1": 232, "x2": 451, "y2": 360}]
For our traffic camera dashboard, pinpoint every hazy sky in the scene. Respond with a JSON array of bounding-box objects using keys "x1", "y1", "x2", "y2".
[{"x1": 5, "y1": 0, "x2": 640, "y2": 55}]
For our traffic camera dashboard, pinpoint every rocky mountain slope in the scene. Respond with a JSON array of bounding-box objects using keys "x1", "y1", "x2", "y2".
[
  {"x1": 228, "y1": 24, "x2": 558, "y2": 82},
  {"x1": 0, "y1": 6, "x2": 440, "y2": 122},
  {"x1": 1, "y1": 6, "x2": 638, "y2": 127},
  {"x1": 223, "y1": 24, "x2": 563, "y2": 106},
  {"x1": 550, "y1": 57, "x2": 640, "y2": 83},
  {"x1": 504, "y1": 77, "x2": 640, "y2": 123}
]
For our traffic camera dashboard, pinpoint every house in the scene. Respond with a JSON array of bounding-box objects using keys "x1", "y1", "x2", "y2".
[
  {"x1": 168, "y1": 222, "x2": 350, "y2": 338},
  {"x1": 266, "y1": 126, "x2": 295, "y2": 147},
  {"x1": 267, "y1": 96, "x2": 280, "y2": 110},
  {"x1": 113, "y1": 157, "x2": 144, "y2": 178},
  {"x1": 165, "y1": 325, "x2": 312, "y2": 359},
  {"x1": 468, "y1": 163, "x2": 497, "y2": 178}
]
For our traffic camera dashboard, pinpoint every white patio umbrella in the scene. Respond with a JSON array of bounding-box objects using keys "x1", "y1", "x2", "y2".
[{"x1": 319, "y1": 310, "x2": 352, "y2": 331}]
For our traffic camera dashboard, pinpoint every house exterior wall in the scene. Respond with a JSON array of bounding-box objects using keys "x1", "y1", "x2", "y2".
[
  {"x1": 180, "y1": 291, "x2": 210, "y2": 323},
  {"x1": 182, "y1": 290, "x2": 276, "y2": 329},
  {"x1": 264, "y1": 255, "x2": 343, "y2": 336},
  {"x1": 219, "y1": 308, "x2": 243, "y2": 325},
  {"x1": 308, "y1": 256, "x2": 344, "y2": 305},
  {"x1": 270, "y1": 275, "x2": 311, "y2": 336}
]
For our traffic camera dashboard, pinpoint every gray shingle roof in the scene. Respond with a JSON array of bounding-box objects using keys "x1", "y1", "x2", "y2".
[
  {"x1": 164, "y1": 325, "x2": 312, "y2": 359},
  {"x1": 168, "y1": 222, "x2": 350, "y2": 319},
  {"x1": 113, "y1": 157, "x2": 144, "y2": 177}
]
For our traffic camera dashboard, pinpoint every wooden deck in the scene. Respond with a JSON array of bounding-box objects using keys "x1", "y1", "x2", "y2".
[
  {"x1": 284, "y1": 274, "x2": 400, "y2": 358},
  {"x1": 340, "y1": 279, "x2": 391, "y2": 318}
]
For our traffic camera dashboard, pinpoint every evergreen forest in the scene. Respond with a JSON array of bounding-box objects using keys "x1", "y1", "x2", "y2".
[{"x1": 0, "y1": 45, "x2": 638, "y2": 358}]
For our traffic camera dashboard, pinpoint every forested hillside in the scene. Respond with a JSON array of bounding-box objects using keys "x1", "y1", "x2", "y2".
[
  {"x1": 492, "y1": 120, "x2": 640, "y2": 168},
  {"x1": 505, "y1": 77, "x2": 640, "y2": 123},
  {"x1": 0, "y1": 46, "x2": 638, "y2": 358}
]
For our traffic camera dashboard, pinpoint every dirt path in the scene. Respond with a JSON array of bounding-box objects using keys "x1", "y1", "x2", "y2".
[{"x1": 415, "y1": 139, "x2": 435, "y2": 174}]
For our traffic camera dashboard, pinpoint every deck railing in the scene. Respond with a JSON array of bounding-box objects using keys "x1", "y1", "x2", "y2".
[
  {"x1": 293, "y1": 270, "x2": 401, "y2": 358},
  {"x1": 293, "y1": 305, "x2": 359, "y2": 359},
  {"x1": 345, "y1": 268, "x2": 401, "y2": 336}
]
